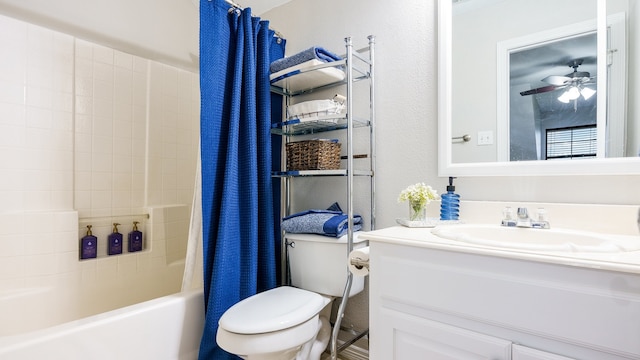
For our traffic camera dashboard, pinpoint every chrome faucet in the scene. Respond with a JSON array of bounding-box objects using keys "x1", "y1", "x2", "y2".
[{"x1": 501, "y1": 206, "x2": 550, "y2": 229}]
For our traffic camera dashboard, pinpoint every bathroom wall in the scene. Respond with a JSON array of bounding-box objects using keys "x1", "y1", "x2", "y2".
[
  {"x1": 265, "y1": 0, "x2": 640, "y2": 342},
  {"x1": 0, "y1": 14, "x2": 199, "y2": 335}
]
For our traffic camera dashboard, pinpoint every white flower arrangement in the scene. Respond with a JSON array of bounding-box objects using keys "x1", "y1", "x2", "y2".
[{"x1": 398, "y1": 183, "x2": 439, "y2": 220}]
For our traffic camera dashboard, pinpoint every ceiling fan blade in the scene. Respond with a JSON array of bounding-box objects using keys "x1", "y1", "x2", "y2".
[
  {"x1": 542, "y1": 75, "x2": 571, "y2": 86},
  {"x1": 520, "y1": 85, "x2": 559, "y2": 96}
]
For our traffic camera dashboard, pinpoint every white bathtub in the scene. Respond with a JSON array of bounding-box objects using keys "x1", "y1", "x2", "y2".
[{"x1": 0, "y1": 289, "x2": 205, "y2": 360}]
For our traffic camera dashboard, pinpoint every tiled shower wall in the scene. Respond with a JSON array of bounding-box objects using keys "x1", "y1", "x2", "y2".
[{"x1": 0, "y1": 14, "x2": 200, "y2": 335}]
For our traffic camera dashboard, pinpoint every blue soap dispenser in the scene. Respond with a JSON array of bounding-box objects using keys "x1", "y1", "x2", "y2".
[
  {"x1": 128, "y1": 221, "x2": 143, "y2": 252},
  {"x1": 440, "y1": 177, "x2": 460, "y2": 220},
  {"x1": 80, "y1": 225, "x2": 97, "y2": 259},
  {"x1": 108, "y1": 223, "x2": 123, "y2": 255}
]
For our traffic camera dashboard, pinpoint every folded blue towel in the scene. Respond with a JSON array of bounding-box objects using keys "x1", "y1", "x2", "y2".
[
  {"x1": 270, "y1": 47, "x2": 342, "y2": 74},
  {"x1": 281, "y1": 209, "x2": 362, "y2": 238}
]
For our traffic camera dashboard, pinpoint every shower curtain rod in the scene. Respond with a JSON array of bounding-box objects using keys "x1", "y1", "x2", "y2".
[{"x1": 223, "y1": 0, "x2": 285, "y2": 39}]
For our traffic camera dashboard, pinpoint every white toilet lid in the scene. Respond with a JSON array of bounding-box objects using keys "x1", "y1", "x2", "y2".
[{"x1": 218, "y1": 286, "x2": 326, "y2": 334}]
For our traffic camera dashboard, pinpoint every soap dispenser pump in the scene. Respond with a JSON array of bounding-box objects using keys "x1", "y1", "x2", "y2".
[
  {"x1": 440, "y1": 177, "x2": 460, "y2": 220},
  {"x1": 108, "y1": 223, "x2": 123, "y2": 255}
]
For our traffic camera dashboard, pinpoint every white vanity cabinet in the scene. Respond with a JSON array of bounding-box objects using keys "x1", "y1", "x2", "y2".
[
  {"x1": 365, "y1": 227, "x2": 640, "y2": 360},
  {"x1": 512, "y1": 345, "x2": 577, "y2": 360}
]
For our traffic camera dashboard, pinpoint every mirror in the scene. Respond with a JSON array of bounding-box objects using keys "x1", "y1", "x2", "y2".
[{"x1": 438, "y1": 0, "x2": 640, "y2": 176}]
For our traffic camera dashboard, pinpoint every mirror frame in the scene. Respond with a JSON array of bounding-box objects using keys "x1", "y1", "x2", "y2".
[{"x1": 438, "y1": 0, "x2": 640, "y2": 176}]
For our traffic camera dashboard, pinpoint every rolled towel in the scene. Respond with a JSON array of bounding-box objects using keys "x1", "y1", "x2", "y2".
[
  {"x1": 281, "y1": 209, "x2": 362, "y2": 238},
  {"x1": 270, "y1": 46, "x2": 342, "y2": 74}
]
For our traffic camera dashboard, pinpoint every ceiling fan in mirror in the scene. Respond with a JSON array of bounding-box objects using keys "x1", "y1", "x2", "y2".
[{"x1": 519, "y1": 59, "x2": 596, "y2": 104}]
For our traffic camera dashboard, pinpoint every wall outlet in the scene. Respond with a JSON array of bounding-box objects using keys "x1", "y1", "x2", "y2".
[{"x1": 477, "y1": 131, "x2": 494, "y2": 145}]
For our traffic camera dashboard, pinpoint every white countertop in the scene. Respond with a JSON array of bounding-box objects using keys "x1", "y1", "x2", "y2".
[{"x1": 360, "y1": 225, "x2": 640, "y2": 275}]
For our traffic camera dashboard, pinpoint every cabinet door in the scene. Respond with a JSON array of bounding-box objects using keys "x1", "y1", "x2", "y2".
[
  {"x1": 373, "y1": 308, "x2": 511, "y2": 359},
  {"x1": 513, "y1": 345, "x2": 576, "y2": 360}
]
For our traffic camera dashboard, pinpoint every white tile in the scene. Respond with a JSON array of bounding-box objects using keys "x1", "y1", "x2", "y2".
[
  {"x1": 22, "y1": 147, "x2": 51, "y2": 170},
  {"x1": 0, "y1": 80, "x2": 26, "y2": 104},
  {"x1": 114, "y1": 103, "x2": 133, "y2": 124},
  {"x1": 57, "y1": 251, "x2": 81, "y2": 274},
  {"x1": 0, "y1": 256, "x2": 26, "y2": 280},
  {"x1": 93, "y1": 132, "x2": 114, "y2": 153},
  {"x1": 113, "y1": 154, "x2": 132, "y2": 173},
  {"x1": 91, "y1": 171, "x2": 113, "y2": 191},
  {"x1": 114, "y1": 51, "x2": 133, "y2": 70},
  {"x1": 27, "y1": 62, "x2": 54, "y2": 91},
  {"x1": 114, "y1": 67, "x2": 133, "y2": 104},
  {"x1": 75, "y1": 74, "x2": 93, "y2": 96},
  {"x1": 50, "y1": 170, "x2": 73, "y2": 191},
  {"x1": 0, "y1": 166, "x2": 23, "y2": 190},
  {"x1": 113, "y1": 172, "x2": 132, "y2": 191},
  {"x1": 93, "y1": 62, "x2": 114, "y2": 82},
  {"x1": 91, "y1": 190, "x2": 112, "y2": 211},
  {"x1": 91, "y1": 152, "x2": 113, "y2": 172},
  {"x1": 22, "y1": 170, "x2": 51, "y2": 191},
  {"x1": 52, "y1": 110, "x2": 73, "y2": 131},
  {"x1": 0, "y1": 123, "x2": 26, "y2": 148},
  {"x1": 133, "y1": 56, "x2": 148, "y2": 73},
  {"x1": 113, "y1": 137, "x2": 133, "y2": 157},
  {"x1": 93, "y1": 79, "x2": 114, "y2": 102},
  {"x1": 114, "y1": 118, "x2": 133, "y2": 138},
  {"x1": 162, "y1": 65, "x2": 179, "y2": 96},
  {"x1": 93, "y1": 44, "x2": 114, "y2": 65},
  {"x1": 162, "y1": 150, "x2": 177, "y2": 170},
  {"x1": 93, "y1": 99, "x2": 114, "y2": 119},
  {"x1": 50, "y1": 149, "x2": 73, "y2": 171},
  {"x1": 75, "y1": 58, "x2": 94, "y2": 87},
  {"x1": 74, "y1": 190, "x2": 91, "y2": 212},
  {"x1": 27, "y1": 24, "x2": 53, "y2": 55},
  {"x1": 0, "y1": 53, "x2": 26, "y2": 85},
  {"x1": 75, "y1": 171, "x2": 91, "y2": 191},
  {"x1": 24, "y1": 232, "x2": 55, "y2": 255},
  {"x1": 75, "y1": 95, "x2": 94, "y2": 116},
  {"x1": 26, "y1": 86, "x2": 53, "y2": 108},
  {"x1": 74, "y1": 39, "x2": 93, "y2": 60},
  {"x1": 25, "y1": 253, "x2": 59, "y2": 276},
  {"x1": 133, "y1": 72, "x2": 147, "y2": 106},
  {"x1": 112, "y1": 190, "x2": 132, "y2": 209},
  {"x1": 53, "y1": 71, "x2": 73, "y2": 94},
  {"x1": 51, "y1": 190, "x2": 73, "y2": 209},
  {"x1": 75, "y1": 113, "x2": 93, "y2": 134},
  {"x1": 0, "y1": 14, "x2": 27, "y2": 50},
  {"x1": 0, "y1": 190, "x2": 24, "y2": 212},
  {"x1": 26, "y1": 106, "x2": 52, "y2": 129},
  {"x1": 23, "y1": 191, "x2": 51, "y2": 210},
  {"x1": 0, "y1": 234, "x2": 26, "y2": 257}
]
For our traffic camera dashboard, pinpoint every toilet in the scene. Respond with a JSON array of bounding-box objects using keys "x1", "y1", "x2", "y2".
[{"x1": 216, "y1": 233, "x2": 367, "y2": 360}]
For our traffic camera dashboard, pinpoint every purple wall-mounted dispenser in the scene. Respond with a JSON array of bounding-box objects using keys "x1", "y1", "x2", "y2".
[
  {"x1": 128, "y1": 221, "x2": 143, "y2": 252},
  {"x1": 108, "y1": 223, "x2": 123, "y2": 255},
  {"x1": 80, "y1": 225, "x2": 97, "y2": 259}
]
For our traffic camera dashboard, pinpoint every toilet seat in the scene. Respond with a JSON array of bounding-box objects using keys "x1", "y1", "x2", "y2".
[{"x1": 218, "y1": 286, "x2": 326, "y2": 334}]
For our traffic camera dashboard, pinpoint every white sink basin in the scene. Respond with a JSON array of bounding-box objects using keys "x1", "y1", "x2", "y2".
[{"x1": 431, "y1": 224, "x2": 640, "y2": 253}]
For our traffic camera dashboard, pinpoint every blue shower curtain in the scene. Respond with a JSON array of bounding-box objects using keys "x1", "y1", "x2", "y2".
[{"x1": 198, "y1": 1, "x2": 285, "y2": 358}]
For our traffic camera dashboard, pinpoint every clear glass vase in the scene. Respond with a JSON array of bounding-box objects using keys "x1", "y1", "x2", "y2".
[{"x1": 409, "y1": 201, "x2": 427, "y2": 222}]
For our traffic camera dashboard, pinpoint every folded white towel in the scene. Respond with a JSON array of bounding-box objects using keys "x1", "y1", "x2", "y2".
[{"x1": 287, "y1": 98, "x2": 345, "y2": 119}]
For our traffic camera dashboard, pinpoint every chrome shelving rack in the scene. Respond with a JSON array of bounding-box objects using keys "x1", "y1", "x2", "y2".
[{"x1": 270, "y1": 35, "x2": 375, "y2": 360}]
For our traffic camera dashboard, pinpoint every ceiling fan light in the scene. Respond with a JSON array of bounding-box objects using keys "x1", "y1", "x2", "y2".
[
  {"x1": 557, "y1": 91, "x2": 571, "y2": 103},
  {"x1": 567, "y1": 86, "x2": 581, "y2": 100},
  {"x1": 581, "y1": 87, "x2": 596, "y2": 100}
]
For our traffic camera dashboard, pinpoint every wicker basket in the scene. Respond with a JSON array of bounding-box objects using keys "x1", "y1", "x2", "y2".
[{"x1": 286, "y1": 139, "x2": 341, "y2": 170}]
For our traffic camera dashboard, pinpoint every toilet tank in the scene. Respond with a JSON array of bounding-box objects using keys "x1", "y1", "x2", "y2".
[{"x1": 286, "y1": 233, "x2": 368, "y2": 297}]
